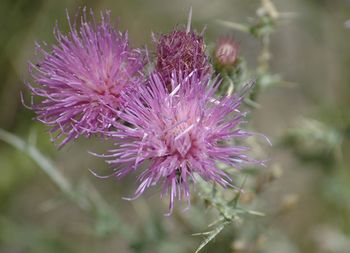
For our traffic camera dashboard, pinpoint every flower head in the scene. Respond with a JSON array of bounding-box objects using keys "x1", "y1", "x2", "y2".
[
  {"x1": 214, "y1": 37, "x2": 239, "y2": 67},
  {"x1": 26, "y1": 9, "x2": 144, "y2": 147},
  {"x1": 102, "y1": 72, "x2": 261, "y2": 213},
  {"x1": 154, "y1": 11, "x2": 210, "y2": 86}
]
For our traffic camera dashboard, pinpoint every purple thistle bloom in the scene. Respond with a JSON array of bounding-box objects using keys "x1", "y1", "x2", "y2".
[
  {"x1": 25, "y1": 9, "x2": 144, "y2": 147},
  {"x1": 101, "y1": 71, "x2": 261, "y2": 214}
]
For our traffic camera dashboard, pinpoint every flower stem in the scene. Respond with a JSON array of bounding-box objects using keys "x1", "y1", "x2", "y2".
[{"x1": 0, "y1": 128, "x2": 137, "y2": 242}]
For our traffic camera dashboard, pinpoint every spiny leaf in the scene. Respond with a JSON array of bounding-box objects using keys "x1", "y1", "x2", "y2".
[{"x1": 194, "y1": 221, "x2": 230, "y2": 253}]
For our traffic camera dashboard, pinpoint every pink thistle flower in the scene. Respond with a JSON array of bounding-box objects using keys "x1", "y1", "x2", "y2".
[
  {"x1": 101, "y1": 72, "x2": 262, "y2": 214},
  {"x1": 25, "y1": 9, "x2": 144, "y2": 147}
]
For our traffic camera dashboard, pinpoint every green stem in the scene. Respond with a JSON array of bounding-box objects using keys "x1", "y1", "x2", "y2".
[
  {"x1": 0, "y1": 128, "x2": 72, "y2": 195},
  {"x1": 0, "y1": 128, "x2": 137, "y2": 242}
]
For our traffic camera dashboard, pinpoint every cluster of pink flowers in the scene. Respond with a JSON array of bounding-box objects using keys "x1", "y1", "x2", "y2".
[{"x1": 25, "y1": 8, "x2": 262, "y2": 213}]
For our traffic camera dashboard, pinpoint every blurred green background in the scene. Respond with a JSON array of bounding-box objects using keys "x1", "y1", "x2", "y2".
[{"x1": 1, "y1": 0, "x2": 350, "y2": 252}]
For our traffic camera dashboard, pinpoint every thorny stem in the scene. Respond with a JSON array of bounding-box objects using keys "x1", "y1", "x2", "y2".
[
  {"x1": 250, "y1": 34, "x2": 270, "y2": 102},
  {"x1": 258, "y1": 35, "x2": 271, "y2": 75},
  {"x1": 250, "y1": 0, "x2": 279, "y2": 103}
]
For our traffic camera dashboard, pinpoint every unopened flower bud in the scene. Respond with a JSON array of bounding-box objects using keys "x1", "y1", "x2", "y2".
[
  {"x1": 155, "y1": 29, "x2": 211, "y2": 85},
  {"x1": 214, "y1": 37, "x2": 239, "y2": 67}
]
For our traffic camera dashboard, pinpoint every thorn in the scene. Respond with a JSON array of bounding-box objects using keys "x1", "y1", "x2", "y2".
[
  {"x1": 200, "y1": 25, "x2": 207, "y2": 36},
  {"x1": 186, "y1": 6, "x2": 193, "y2": 34}
]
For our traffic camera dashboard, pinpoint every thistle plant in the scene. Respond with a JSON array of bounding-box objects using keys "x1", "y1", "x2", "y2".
[
  {"x1": 0, "y1": 1, "x2": 306, "y2": 252},
  {"x1": 22, "y1": 6, "x2": 266, "y2": 216}
]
